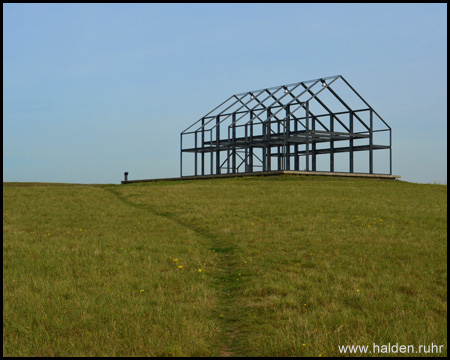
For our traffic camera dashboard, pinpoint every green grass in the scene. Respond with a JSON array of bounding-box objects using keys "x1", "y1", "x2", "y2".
[{"x1": 3, "y1": 175, "x2": 447, "y2": 356}]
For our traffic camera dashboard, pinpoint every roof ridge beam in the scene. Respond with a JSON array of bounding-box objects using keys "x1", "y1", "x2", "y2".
[
  {"x1": 268, "y1": 76, "x2": 341, "y2": 127},
  {"x1": 234, "y1": 75, "x2": 340, "y2": 97},
  {"x1": 242, "y1": 81, "x2": 307, "y2": 127}
]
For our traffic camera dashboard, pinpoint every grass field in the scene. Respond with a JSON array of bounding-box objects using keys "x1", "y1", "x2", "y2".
[{"x1": 3, "y1": 175, "x2": 447, "y2": 356}]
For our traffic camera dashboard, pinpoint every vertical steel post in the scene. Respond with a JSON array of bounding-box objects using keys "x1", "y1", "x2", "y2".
[
  {"x1": 389, "y1": 128, "x2": 392, "y2": 175},
  {"x1": 277, "y1": 115, "x2": 282, "y2": 170},
  {"x1": 245, "y1": 124, "x2": 248, "y2": 172},
  {"x1": 312, "y1": 112, "x2": 316, "y2": 171},
  {"x1": 306, "y1": 101, "x2": 310, "y2": 171},
  {"x1": 216, "y1": 115, "x2": 220, "y2": 175},
  {"x1": 201, "y1": 118, "x2": 205, "y2": 175},
  {"x1": 286, "y1": 105, "x2": 290, "y2": 170},
  {"x1": 194, "y1": 130, "x2": 198, "y2": 176},
  {"x1": 262, "y1": 114, "x2": 267, "y2": 171},
  {"x1": 294, "y1": 113, "x2": 299, "y2": 170},
  {"x1": 180, "y1": 134, "x2": 183, "y2": 177},
  {"x1": 210, "y1": 129, "x2": 213, "y2": 175},
  {"x1": 249, "y1": 110, "x2": 254, "y2": 172},
  {"x1": 232, "y1": 113, "x2": 236, "y2": 173},
  {"x1": 267, "y1": 108, "x2": 271, "y2": 171},
  {"x1": 227, "y1": 126, "x2": 230, "y2": 174},
  {"x1": 330, "y1": 114, "x2": 334, "y2": 172},
  {"x1": 349, "y1": 112, "x2": 354, "y2": 173},
  {"x1": 369, "y1": 110, "x2": 373, "y2": 174}
]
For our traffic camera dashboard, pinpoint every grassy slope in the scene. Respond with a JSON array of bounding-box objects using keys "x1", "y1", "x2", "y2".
[{"x1": 3, "y1": 176, "x2": 447, "y2": 356}]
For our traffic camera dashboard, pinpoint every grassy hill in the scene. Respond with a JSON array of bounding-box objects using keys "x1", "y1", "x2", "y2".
[{"x1": 3, "y1": 175, "x2": 447, "y2": 356}]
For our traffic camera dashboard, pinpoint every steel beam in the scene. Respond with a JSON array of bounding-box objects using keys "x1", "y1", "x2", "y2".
[
  {"x1": 194, "y1": 131, "x2": 198, "y2": 176},
  {"x1": 306, "y1": 101, "x2": 310, "y2": 171},
  {"x1": 330, "y1": 114, "x2": 334, "y2": 172},
  {"x1": 369, "y1": 110, "x2": 373, "y2": 174},
  {"x1": 294, "y1": 112, "x2": 299, "y2": 170},
  {"x1": 216, "y1": 116, "x2": 220, "y2": 174},
  {"x1": 201, "y1": 118, "x2": 205, "y2": 175},
  {"x1": 180, "y1": 134, "x2": 183, "y2": 177},
  {"x1": 389, "y1": 129, "x2": 392, "y2": 175},
  {"x1": 312, "y1": 109, "x2": 316, "y2": 171},
  {"x1": 232, "y1": 113, "x2": 236, "y2": 173},
  {"x1": 267, "y1": 108, "x2": 271, "y2": 171},
  {"x1": 249, "y1": 110, "x2": 254, "y2": 172},
  {"x1": 349, "y1": 112, "x2": 354, "y2": 173}
]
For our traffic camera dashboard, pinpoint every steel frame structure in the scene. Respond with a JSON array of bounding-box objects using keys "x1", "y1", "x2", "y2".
[{"x1": 180, "y1": 75, "x2": 392, "y2": 177}]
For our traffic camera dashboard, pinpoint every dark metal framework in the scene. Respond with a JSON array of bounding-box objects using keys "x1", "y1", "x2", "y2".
[{"x1": 180, "y1": 75, "x2": 392, "y2": 177}]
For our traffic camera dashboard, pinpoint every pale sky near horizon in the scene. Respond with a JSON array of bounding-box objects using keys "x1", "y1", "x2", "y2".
[{"x1": 3, "y1": 3, "x2": 447, "y2": 184}]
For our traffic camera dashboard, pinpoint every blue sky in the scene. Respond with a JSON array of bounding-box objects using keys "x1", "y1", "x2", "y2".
[{"x1": 3, "y1": 3, "x2": 447, "y2": 184}]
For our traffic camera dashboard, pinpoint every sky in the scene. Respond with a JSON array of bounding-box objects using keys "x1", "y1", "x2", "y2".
[{"x1": 3, "y1": 3, "x2": 447, "y2": 184}]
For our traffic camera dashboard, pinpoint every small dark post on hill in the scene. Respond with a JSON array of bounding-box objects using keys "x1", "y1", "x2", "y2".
[{"x1": 124, "y1": 172, "x2": 128, "y2": 182}]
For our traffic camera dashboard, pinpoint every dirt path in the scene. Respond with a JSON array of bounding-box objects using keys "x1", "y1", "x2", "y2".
[{"x1": 104, "y1": 186, "x2": 244, "y2": 356}]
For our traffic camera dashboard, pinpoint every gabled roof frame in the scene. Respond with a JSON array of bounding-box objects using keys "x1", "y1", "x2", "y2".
[{"x1": 180, "y1": 75, "x2": 392, "y2": 177}]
